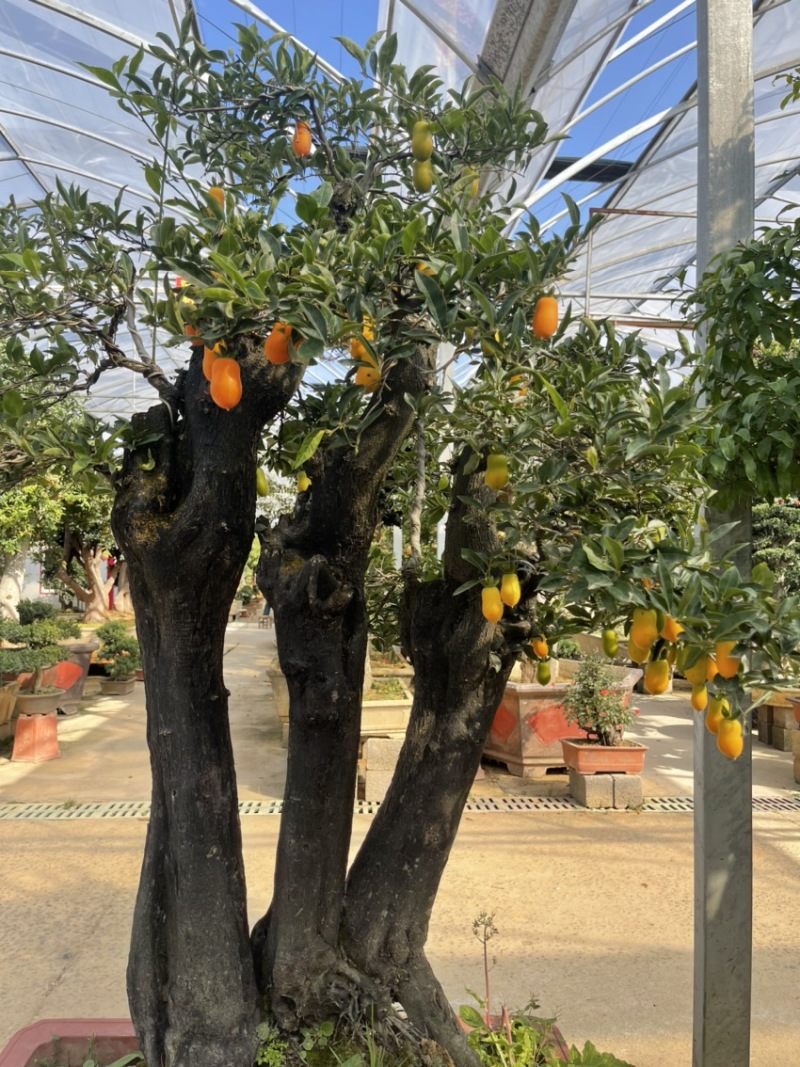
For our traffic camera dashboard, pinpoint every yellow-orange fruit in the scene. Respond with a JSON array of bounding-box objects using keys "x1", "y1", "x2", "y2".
[
  {"x1": 413, "y1": 159, "x2": 433, "y2": 193},
  {"x1": 644, "y1": 658, "x2": 670, "y2": 695},
  {"x1": 691, "y1": 685, "x2": 708, "y2": 713},
  {"x1": 297, "y1": 472, "x2": 311, "y2": 493},
  {"x1": 715, "y1": 640, "x2": 741, "y2": 680},
  {"x1": 481, "y1": 586, "x2": 504, "y2": 623},
  {"x1": 416, "y1": 261, "x2": 435, "y2": 276},
  {"x1": 264, "y1": 323, "x2": 292, "y2": 365},
  {"x1": 500, "y1": 572, "x2": 521, "y2": 608},
  {"x1": 411, "y1": 121, "x2": 433, "y2": 161},
  {"x1": 532, "y1": 295, "x2": 558, "y2": 339},
  {"x1": 531, "y1": 637, "x2": 548, "y2": 660},
  {"x1": 660, "y1": 616, "x2": 684, "y2": 643},
  {"x1": 627, "y1": 637, "x2": 650, "y2": 664},
  {"x1": 705, "y1": 697, "x2": 727, "y2": 731},
  {"x1": 355, "y1": 364, "x2": 380, "y2": 392},
  {"x1": 677, "y1": 647, "x2": 710, "y2": 687},
  {"x1": 208, "y1": 185, "x2": 225, "y2": 208},
  {"x1": 202, "y1": 343, "x2": 224, "y2": 382},
  {"x1": 292, "y1": 121, "x2": 312, "y2": 157},
  {"x1": 717, "y1": 717, "x2": 744, "y2": 760},
  {"x1": 630, "y1": 608, "x2": 659, "y2": 649},
  {"x1": 209, "y1": 357, "x2": 242, "y2": 410}
]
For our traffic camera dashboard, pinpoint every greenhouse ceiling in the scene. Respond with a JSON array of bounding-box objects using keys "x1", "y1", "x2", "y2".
[{"x1": 1, "y1": 0, "x2": 799, "y2": 417}]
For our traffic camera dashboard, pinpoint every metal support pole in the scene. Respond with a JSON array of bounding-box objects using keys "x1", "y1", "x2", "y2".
[{"x1": 694, "y1": 2, "x2": 754, "y2": 1066}]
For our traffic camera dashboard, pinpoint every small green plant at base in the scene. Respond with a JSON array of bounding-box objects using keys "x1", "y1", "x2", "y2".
[
  {"x1": 460, "y1": 997, "x2": 558, "y2": 1067},
  {"x1": 553, "y1": 1041, "x2": 636, "y2": 1067},
  {"x1": 299, "y1": 1021, "x2": 335, "y2": 1060},
  {"x1": 256, "y1": 1021, "x2": 289, "y2": 1067}
]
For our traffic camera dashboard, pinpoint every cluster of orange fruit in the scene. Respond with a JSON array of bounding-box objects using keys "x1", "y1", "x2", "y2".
[
  {"x1": 481, "y1": 573, "x2": 521, "y2": 625},
  {"x1": 625, "y1": 607, "x2": 744, "y2": 759},
  {"x1": 349, "y1": 316, "x2": 381, "y2": 392}
]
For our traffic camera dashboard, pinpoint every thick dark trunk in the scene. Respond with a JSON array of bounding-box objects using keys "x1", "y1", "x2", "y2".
[
  {"x1": 252, "y1": 346, "x2": 436, "y2": 1026},
  {"x1": 113, "y1": 341, "x2": 301, "y2": 1067},
  {"x1": 341, "y1": 456, "x2": 519, "y2": 1067}
]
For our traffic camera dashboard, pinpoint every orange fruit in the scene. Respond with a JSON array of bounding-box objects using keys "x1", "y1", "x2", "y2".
[
  {"x1": 630, "y1": 608, "x2": 659, "y2": 649},
  {"x1": 354, "y1": 364, "x2": 380, "y2": 392},
  {"x1": 416, "y1": 261, "x2": 435, "y2": 276},
  {"x1": 531, "y1": 295, "x2": 558, "y2": 339},
  {"x1": 706, "y1": 656, "x2": 718, "y2": 683},
  {"x1": 297, "y1": 472, "x2": 311, "y2": 493},
  {"x1": 717, "y1": 717, "x2": 744, "y2": 760},
  {"x1": 202, "y1": 343, "x2": 224, "y2": 382},
  {"x1": 531, "y1": 637, "x2": 548, "y2": 660},
  {"x1": 644, "y1": 659, "x2": 670, "y2": 695},
  {"x1": 691, "y1": 685, "x2": 708, "y2": 713},
  {"x1": 186, "y1": 323, "x2": 202, "y2": 340},
  {"x1": 209, "y1": 357, "x2": 242, "y2": 410},
  {"x1": 264, "y1": 323, "x2": 292, "y2": 365},
  {"x1": 481, "y1": 587, "x2": 504, "y2": 623},
  {"x1": 292, "y1": 121, "x2": 312, "y2": 157},
  {"x1": 677, "y1": 647, "x2": 710, "y2": 687},
  {"x1": 627, "y1": 637, "x2": 650, "y2": 664},
  {"x1": 500, "y1": 573, "x2": 521, "y2": 608},
  {"x1": 208, "y1": 185, "x2": 224, "y2": 208},
  {"x1": 705, "y1": 696, "x2": 727, "y2": 731},
  {"x1": 411, "y1": 121, "x2": 433, "y2": 161},
  {"x1": 715, "y1": 640, "x2": 741, "y2": 680},
  {"x1": 660, "y1": 616, "x2": 684, "y2": 643}
]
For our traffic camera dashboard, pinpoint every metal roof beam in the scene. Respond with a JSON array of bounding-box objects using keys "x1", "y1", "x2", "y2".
[
  {"x1": 27, "y1": 0, "x2": 151, "y2": 49},
  {"x1": 478, "y1": 0, "x2": 579, "y2": 93}
]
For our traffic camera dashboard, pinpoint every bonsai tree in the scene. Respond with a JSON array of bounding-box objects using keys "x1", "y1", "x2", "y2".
[
  {"x1": 95, "y1": 620, "x2": 141, "y2": 681},
  {"x1": 562, "y1": 654, "x2": 638, "y2": 746},
  {"x1": 0, "y1": 614, "x2": 81, "y2": 691},
  {"x1": 1, "y1": 21, "x2": 799, "y2": 1067}
]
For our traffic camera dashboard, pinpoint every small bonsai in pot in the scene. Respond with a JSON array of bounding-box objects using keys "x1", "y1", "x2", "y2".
[
  {"x1": 0, "y1": 615, "x2": 81, "y2": 692},
  {"x1": 96, "y1": 620, "x2": 141, "y2": 689},
  {"x1": 561, "y1": 654, "x2": 638, "y2": 746}
]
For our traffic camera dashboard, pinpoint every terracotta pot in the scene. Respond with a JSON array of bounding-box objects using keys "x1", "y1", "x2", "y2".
[
  {"x1": 0, "y1": 1019, "x2": 136, "y2": 1067},
  {"x1": 560, "y1": 737, "x2": 647, "y2": 775}
]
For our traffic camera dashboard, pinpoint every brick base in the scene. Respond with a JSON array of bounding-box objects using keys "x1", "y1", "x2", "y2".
[{"x1": 568, "y1": 769, "x2": 643, "y2": 809}]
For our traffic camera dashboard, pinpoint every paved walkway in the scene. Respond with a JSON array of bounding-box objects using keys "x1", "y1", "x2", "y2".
[{"x1": 1, "y1": 621, "x2": 799, "y2": 1066}]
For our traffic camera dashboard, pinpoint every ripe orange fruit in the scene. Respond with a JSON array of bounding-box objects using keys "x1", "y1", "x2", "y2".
[
  {"x1": 677, "y1": 647, "x2": 710, "y2": 687},
  {"x1": 630, "y1": 608, "x2": 659, "y2": 649},
  {"x1": 297, "y1": 472, "x2": 311, "y2": 493},
  {"x1": 355, "y1": 364, "x2": 380, "y2": 392},
  {"x1": 202, "y1": 343, "x2": 224, "y2": 382},
  {"x1": 531, "y1": 295, "x2": 558, "y2": 339},
  {"x1": 500, "y1": 572, "x2": 521, "y2": 608},
  {"x1": 691, "y1": 685, "x2": 708, "y2": 713},
  {"x1": 715, "y1": 640, "x2": 741, "y2": 680},
  {"x1": 416, "y1": 262, "x2": 435, "y2": 276},
  {"x1": 644, "y1": 658, "x2": 670, "y2": 695},
  {"x1": 484, "y1": 453, "x2": 509, "y2": 491},
  {"x1": 209, "y1": 357, "x2": 242, "y2": 410},
  {"x1": 705, "y1": 698, "x2": 725, "y2": 731},
  {"x1": 717, "y1": 717, "x2": 744, "y2": 760},
  {"x1": 186, "y1": 323, "x2": 201, "y2": 340},
  {"x1": 531, "y1": 637, "x2": 548, "y2": 660},
  {"x1": 660, "y1": 616, "x2": 684, "y2": 643},
  {"x1": 481, "y1": 587, "x2": 504, "y2": 623},
  {"x1": 208, "y1": 185, "x2": 224, "y2": 208},
  {"x1": 627, "y1": 637, "x2": 650, "y2": 664},
  {"x1": 292, "y1": 121, "x2": 312, "y2": 157},
  {"x1": 264, "y1": 323, "x2": 292, "y2": 364}
]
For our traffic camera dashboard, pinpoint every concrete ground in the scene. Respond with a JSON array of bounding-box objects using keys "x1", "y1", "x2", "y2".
[{"x1": 1, "y1": 621, "x2": 799, "y2": 1066}]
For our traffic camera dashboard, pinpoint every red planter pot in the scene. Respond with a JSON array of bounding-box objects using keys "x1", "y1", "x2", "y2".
[
  {"x1": 560, "y1": 737, "x2": 648, "y2": 775},
  {"x1": 0, "y1": 1020, "x2": 137, "y2": 1067}
]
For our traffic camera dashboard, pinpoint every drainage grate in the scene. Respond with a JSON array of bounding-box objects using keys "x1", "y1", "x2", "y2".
[{"x1": 1, "y1": 794, "x2": 799, "y2": 821}]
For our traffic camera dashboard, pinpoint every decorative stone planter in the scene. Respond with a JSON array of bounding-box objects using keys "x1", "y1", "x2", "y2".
[
  {"x1": 483, "y1": 661, "x2": 642, "y2": 778},
  {"x1": 560, "y1": 737, "x2": 648, "y2": 776},
  {"x1": 14, "y1": 689, "x2": 65, "y2": 717},
  {"x1": 11, "y1": 709, "x2": 61, "y2": 763},
  {"x1": 0, "y1": 1019, "x2": 137, "y2": 1067},
  {"x1": 99, "y1": 677, "x2": 136, "y2": 696}
]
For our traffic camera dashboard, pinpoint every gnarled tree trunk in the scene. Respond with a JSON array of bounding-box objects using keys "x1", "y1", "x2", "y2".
[
  {"x1": 112, "y1": 341, "x2": 301, "y2": 1067},
  {"x1": 0, "y1": 544, "x2": 27, "y2": 619},
  {"x1": 54, "y1": 535, "x2": 114, "y2": 622}
]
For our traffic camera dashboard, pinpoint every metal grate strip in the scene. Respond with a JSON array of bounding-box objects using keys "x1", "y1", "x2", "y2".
[{"x1": 1, "y1": 794, "x2": 798, "y2": 821}]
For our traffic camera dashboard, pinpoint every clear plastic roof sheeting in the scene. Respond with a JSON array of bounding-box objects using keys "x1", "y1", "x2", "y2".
[{"x1": 2, "y1": 0, "x2": 800, "y2": 416}]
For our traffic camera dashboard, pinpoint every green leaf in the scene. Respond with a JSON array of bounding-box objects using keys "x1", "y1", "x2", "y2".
[
  {"x1": 535, "y1": 373, "x2": 568, "y2": 420},
  {"x1": 3, "y1": 390, "x2": 25, "y2": 419},
  {"x1": 292, "y1": 429, "x2": 327, "y2": 469},
  {"x1": 582, "y1": 544, "x2": 616, "y2": 572},
  {"x1": 401, "y1": 216, "x2": 426, "y2": 256},
  {"x1": 296, "y1": 194, "x2": 319, "y2": 225},
  {"x1": 414, "y1": 270, "x2": 449, "y2": 330},
  {"x1": 459, "y1": 1005, "x2": 485, "y2": 1029},
  {"x1": 143, "y1": 164, "x2": 161, "y2": 195}
]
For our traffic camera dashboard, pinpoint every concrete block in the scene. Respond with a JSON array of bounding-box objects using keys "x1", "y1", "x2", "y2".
[
  {"x1": 792, "y1": 731, "x2": 800, "y2": 757},
  {"x1": 363, "y1": 737, "x2": 404, "y2": 802},
  {"x1": 757, "y1": 719, "x2": 773, "y2": 746},
  {"x1": 794, "y1": 756, "x2": 800, "y2": 785},
  {"x1": 771, "y1": 708, "x2": 798, "y2": 730},
  {"x1": 568, "y1": 769, "x2": 613, "y2": 809},
  {"x1": 772, "y1": 726, "x2": 794, "y2": 752},
  {"x1": 612, "y1": 773, "x2": 644, "y2": 810}
]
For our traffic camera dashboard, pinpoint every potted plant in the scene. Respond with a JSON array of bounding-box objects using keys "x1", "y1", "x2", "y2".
[
  {"x1": 0, "y1": 615, "x2": 82, "y2": 715},
  {"x1": 95, "y1": 621, "x2": 141, "y2": 695},
  {"x1": 560, "y1": 654, "x2": 647, "y2": 774}
]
